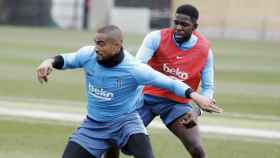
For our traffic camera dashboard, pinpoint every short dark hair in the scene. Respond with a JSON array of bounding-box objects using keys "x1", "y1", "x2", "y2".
[
  {"x1": 176, "y1": 4, "x2": 199, "y2": 22},
  {"x1": 97, "y1": 25, "x2": 123, "y2": 42},
  {"x1": 97, "y1": 25, "x2": 121, "y2": 34}
]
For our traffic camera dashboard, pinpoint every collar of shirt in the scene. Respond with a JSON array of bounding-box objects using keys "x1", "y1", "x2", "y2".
[{"x1": 96, "y1": 47, "x2": 125, "y2": 68}]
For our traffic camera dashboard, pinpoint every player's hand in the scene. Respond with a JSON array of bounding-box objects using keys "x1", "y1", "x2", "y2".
[
  {"x1": 190, "y1": 92, "x2": 223, "y2": 113},
  {"x1": 36, "y1": 59, "x2": 54, "y2": 84}
]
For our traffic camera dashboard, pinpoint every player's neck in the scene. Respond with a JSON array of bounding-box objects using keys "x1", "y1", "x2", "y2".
[
  {"x1": 97, "y1": 47, "x2": 124, "y2": 67},
  {"x1": 173, "y1": 33, "x2": 191, "y2": 45}
]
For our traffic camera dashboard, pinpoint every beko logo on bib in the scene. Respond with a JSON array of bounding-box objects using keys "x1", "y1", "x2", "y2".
[
  {"x1": 88, "y1": 83, "x2": 114, "y2": 101},
  {"x1": 162, "y1": 64, "x2": 188, "y2": 80}
]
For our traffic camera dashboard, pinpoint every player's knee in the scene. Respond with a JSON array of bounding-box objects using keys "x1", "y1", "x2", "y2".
[{"x1": 180, "y1": 113, "x2": 197, "y2": 128}]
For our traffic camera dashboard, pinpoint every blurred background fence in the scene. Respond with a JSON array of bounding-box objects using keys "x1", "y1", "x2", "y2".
[
  {"x1": 0, "y1": 0, "x2": 52, "y2": 26},
  {"x1": 0, "y1": 0, "x2": 280, "y2": 40}
]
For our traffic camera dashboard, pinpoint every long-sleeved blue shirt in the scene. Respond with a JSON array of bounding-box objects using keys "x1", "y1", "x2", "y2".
[
  {"x1": 136, "y1": 30, "x2": 214, "y2": 98},
  {"x1": 61, "y1": 46, "x2": 191, "y2": 121}
]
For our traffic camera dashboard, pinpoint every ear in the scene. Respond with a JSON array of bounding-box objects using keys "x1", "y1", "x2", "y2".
[
  {"x1": 193, "y1": 23, "x2": 198, "y2": 30},
  {"x1": 114, "y1": 41, "x2": 122, "y2": 49},
  {"x1": 115, "y1": 39, "x2": 122, "y2": 47}
]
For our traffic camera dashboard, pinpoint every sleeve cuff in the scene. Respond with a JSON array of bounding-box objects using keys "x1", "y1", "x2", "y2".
[{"x1": 185, "y1": 88, "x2": 194, "y2": 99}]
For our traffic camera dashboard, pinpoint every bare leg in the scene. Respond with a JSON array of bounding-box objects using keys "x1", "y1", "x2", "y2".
[{"x1": 167, "y1": 113, "x2": 207, "y2": 158}]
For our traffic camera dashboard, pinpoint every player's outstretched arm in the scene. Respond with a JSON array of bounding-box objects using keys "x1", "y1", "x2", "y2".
[
  {"x1": 134, "y1": 63, "x2": 223, "y2": 113},
  {"x1": 36, "y1": 58, "x2": 54, "y2": 84},
  {"x1": 189, "y1": 91, "x2": 223, "y2": 113}
]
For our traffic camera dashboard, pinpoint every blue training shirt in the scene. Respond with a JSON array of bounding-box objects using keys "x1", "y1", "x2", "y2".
[
  {"x1": 61, "y1": 46, "x2": 190, "y2": 122},
  {"x1": 136, "y1": 30, "x2": 214, "y2": 98}
]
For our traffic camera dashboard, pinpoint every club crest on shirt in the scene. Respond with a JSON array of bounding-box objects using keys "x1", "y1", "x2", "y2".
[
  {"x1": 176, "y1": 56, "x2": 183, "y2": 59},
  {"x1": 116, "y1": 77, "x2": 123, "y2": 88}
]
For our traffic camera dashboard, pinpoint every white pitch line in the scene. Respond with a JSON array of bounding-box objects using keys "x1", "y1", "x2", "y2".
[
  {"x1": 149, "y1": 122, "x2": 280, "y2": 139},
  {"x1": 0, "y1": 107, "x2": 84, "y2": 122},
  {"x1": 1, "y1": 107, "x2": 280, "y2": 139},
  {"x1": 200, "y1": 125, "x2": 280, "y2": 139}
]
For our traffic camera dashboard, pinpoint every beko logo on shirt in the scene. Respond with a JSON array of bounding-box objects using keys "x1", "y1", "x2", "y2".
[
  {"x1": 88, "y1": 83, "x2": 114, "y2": 101},
  {"x1": 162, "y1": 64, "x2": 188, "y2": 80}
]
